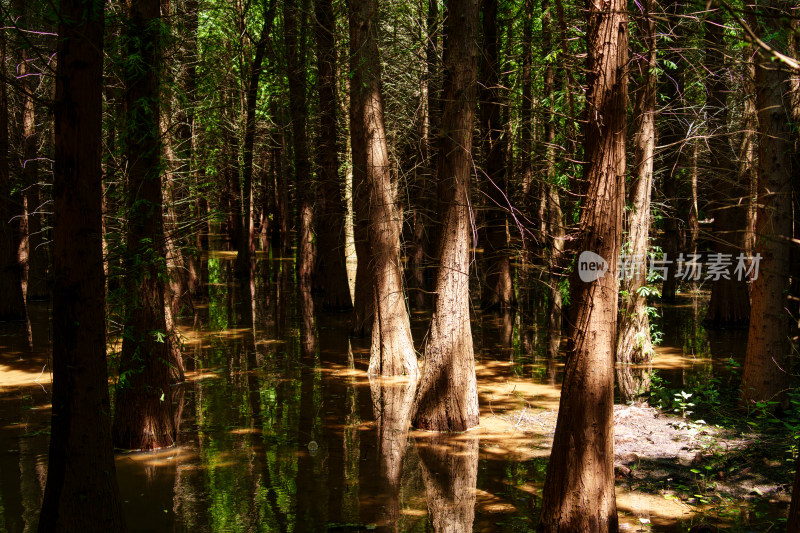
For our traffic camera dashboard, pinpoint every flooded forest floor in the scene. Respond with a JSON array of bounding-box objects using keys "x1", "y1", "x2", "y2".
[{"x1": 0, "y1": 255, "x2": 796, "y2": 532}]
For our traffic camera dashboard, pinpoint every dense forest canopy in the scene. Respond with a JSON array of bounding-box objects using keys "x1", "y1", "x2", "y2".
[{"x1": 1, "y1": 0, "x2": 799, "y2": 530}]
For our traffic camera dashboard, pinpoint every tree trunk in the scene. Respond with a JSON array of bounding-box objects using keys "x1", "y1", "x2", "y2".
[
  {"x1": 349, "y1": 0, "x2": 418, "y2": 377},
  {"x1": 616, "y1": 0, "x2": 656, "y2": 401},
  {"x1": 0, "y1": 24, "x2": 26, "y2": 321},
  {"x1": 541, "y1": 0, "x2": 565, "y2": 360},
  {"x1": 113, "y1": 0, "x2": 176, "y2": 451},
  {"x1": 704, "y1": 8, "x2": 750, "y2": 328},
  {"x1": 314, "y1": 0, "x2": 352, "y2": 310},
  {"x1": 478, "y1": 0, "x2": 513, "y2": 312},
  {"x1": 789, "y1": 451, "x2": 800, "y2": 531},
  {"x1": 659, "y1": 0, "x2": 686, "y2": 302},
  {"x1": 413, "y1": 0, "x2": 479, "y2": 431},
  {"x1": 537, "y1": 0, "x2": 627, "y2": 527},
  {"x1": 285, "y1": 0, "x2": 315, "y2": 284},
  {"x1": 13, "y1": 0, "x2": 49, "y2": 301},
  {"x1": 236, "y1": 1, "x2": 276, "y2": 280},
  {"x1": 740, "y1": 2, "x2": 792, "y2": 408},
  {"x1": 38, "y1": 0, "x2": 127, "y2": 528}
]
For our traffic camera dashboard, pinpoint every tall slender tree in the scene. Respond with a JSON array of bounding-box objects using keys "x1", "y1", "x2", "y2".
[
  {"x1": 537, "y1": 0, "x2": 627, "y2": 526},
  {"x1": 479, "y1": 0, "x2": 513, "y2": 312},
  {"x1": 0, "y1": 23, "x2": 26, "y2": 321},
  {"x1": 349, "y1": 0, "x2": 418, "y2": 377},
  {"x1": 617, "y1": 0, "x2": 657, "y2": 400},
  {"x1": 740, "y1": 0, "x2": 793, "y2": 408},
  {"x1": 113, "y1": 0, "x2": 176, "y2": 450},
  {"x1": 38, "y1": 0, "x2": 126, "y2": 528},
  {"x1": 413, "y1": 0, "x2": 480, "y2": 430},
  {"x1": 314, "y1": 0, "x2": 352, "y2": 310}
]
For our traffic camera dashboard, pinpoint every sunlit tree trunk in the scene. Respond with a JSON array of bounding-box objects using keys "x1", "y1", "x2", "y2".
[
  {"x1": 413, "y1": 0, "x2": 479, "y2": 431},
  {"x1": 113, "y1": 0, "x2": 176, "y2": 451},
  {"x1": 537, "y1": 0, "x2": 627, "y2": 526},
  {"x1": 478, "y1": 0, "x2": 513, "y2": 312},
  {"x1": 349, "y1": 0, "x2": 418, "y2": 377},
  {"x1": 0, "y1": 25, "x2": 26, "y2": 321},
  {"x1": 740, "y1": 1, "x2": 792, "y2": 408},
  {"x1": 616, "y1": 0, "x2": 656, "y2": 400},
  {"x1": 314, "y1": 0, "x2": 352, "y2": 310},
  {"x1": 38, "y1": 1, "x2": 126, "y2": 529},
  {"x1": 704, "y1": 8, "x2": 750, "y2": 327}
]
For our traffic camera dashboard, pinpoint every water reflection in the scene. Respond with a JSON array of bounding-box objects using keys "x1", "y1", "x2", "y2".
[
  {"x1": 416, "y1": 434, "x2": 479, "y2": 533},
  {"x1": 0, "y1": 260, "x2": 787, "y2": 532}
]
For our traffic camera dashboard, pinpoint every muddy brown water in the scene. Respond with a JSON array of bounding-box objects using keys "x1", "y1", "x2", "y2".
[{"x1": 0, "y1": 259, "x2": 789, "y2": 531}]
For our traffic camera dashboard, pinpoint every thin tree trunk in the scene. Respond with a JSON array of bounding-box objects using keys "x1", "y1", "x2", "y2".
[
  {"x1": 113, "y1": 0, "x2": 176, "y2": 451},
  {"x1": 0, "y1": 24, "x2": 26, "y2": 321},
  {"x1": 541, "y1": 0, "x2": 565, "y2": 360},
  {"x1": 38, "y1": 1, "x2": 126, "y2": 528},
  {"x1": 537, "y1": 0, "x2": 627, "y2": 526},
  {"x1": 13, "y1": 0, "x2": 48, "y2": 300},
  {"x1": 285, "y1": 0, "x2": 315, "y2": 283},
  {"x1": 236, "y1": 0, "x2": 276, "y2": 280},
  {"x1": 704, "y1": 8, "x2": 751, "y2": 328},
  {"x1": 479, "y1": 0, "x2": 513, "y2": 312},
  {"x1": 314, "y1": 0, "x2": 352, "y2": 310},
  {"x1": 413, "y1": 0, "x2": 479, "y2": 430},
  {"x1": 616, "y1": 0, "x2": 656, "y2": 400},
  {"x1": 740, "y1": 2, "x2": 792, "y2": 408},
  {"x1": 349, "y1": 0, "x2": 418, "y2": 377}
]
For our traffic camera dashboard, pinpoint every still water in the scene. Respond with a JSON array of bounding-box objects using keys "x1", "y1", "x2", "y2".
[{"x1": 0, "y1": 256, "x2": 788, "y2": 532}]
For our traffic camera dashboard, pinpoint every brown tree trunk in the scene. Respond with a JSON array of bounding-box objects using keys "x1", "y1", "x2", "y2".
[
  {"x1": 704, "y1": 8, "x2": 751, "y2": 328},
  {"x1": 285, "y1": 0, "x2": 315, "y2": 284},
  {"x1": 13, "y1": 0, "x2": 49, "y2": 301},
  {"x1": 541, "y1": 0, "x2": 565, "y2": 360},
  {"x1": 349, "y1": 0, "x2": 418, "y2": 377},
  {"x1": 413, "y1": 0, "x2": 479, "y2": 431},
  {"x1": 0, "y1": 24, "x2": 26, "y2": 321},
  {"x1": 537, "y1": 0, "x2": 627, "y2": 527},
  {"x1": 616, "y1": 0, "x2": 656, "y2": 401},
  {"x1": 479, "y1": 0, "x2": 513, "y2": 312},
  {"x1": 38, "y1": 0, "x2": 127, "y2": 528},
  {"x1": 113, "y1": 0, "x2": 176, "y2": 451},
  {"x1": 236, "y1": 1, "x2": 276, "y2": 280},
  {"x1": 740, "y1": 2, "x2": 792, "y2": 408},
  {"x1": 659, "y1": 0, "x2": 685, "y2": 302},
  {"x1": 314, "y1": 0, "x2": 352, "y2": 310}
]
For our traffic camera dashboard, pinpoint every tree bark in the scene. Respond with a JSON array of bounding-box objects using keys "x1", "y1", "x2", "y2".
[
  {"x1": 285, "y1": 0, "x2": 315, "y2": 284},
  {"x1": 704, "y1": 8, "x2": 751, "y2": 328},
  {"x1": 478, "y1": 0, "x2": 513, "y2": 312},
  {"x1": 236, "y1": 0, "x2": 276, "y2": 280},
  {"x1": 113, "y1": 0, "x2": 176, "y2": 451},
  {"x1": 314, "y1": 0, "x2": 352, "y2": 310},
  {"x1": 413, "y1": 0, "x2": 479, "y2": 431},
  {"x1": 616, "y1": 0, "x2": 656, "y2": 401},
  {"x1": 349, "y1": 0, "x2": 418, "y2": 377},
  {"x1": 0, "y1": 24, "x2": 26, "y2": 321},
  {"x1": 537, "y1": 0, "x2": 627, "y2": 527},
  {"x1": 740, "y1": 1, "x2": 792, "y2": 408},
  {"x1": 38, "y1": 0, "x2": 127, "y2": 528},
  {"x1": 12, "y1": 0, "x2": 49, "y2": 301}
]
